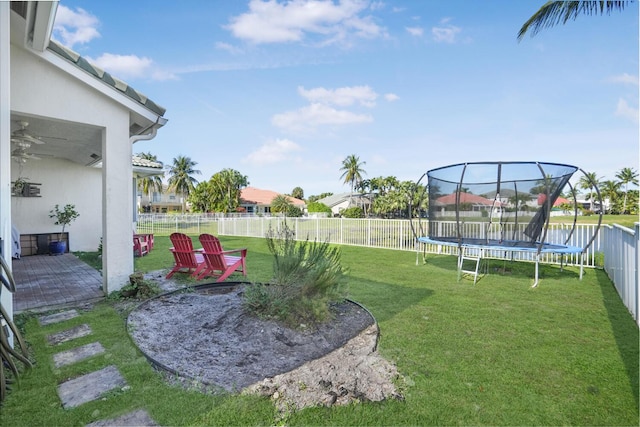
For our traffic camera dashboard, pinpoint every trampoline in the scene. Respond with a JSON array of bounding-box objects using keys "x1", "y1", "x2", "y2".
[{"x1": 410, "y1": 161, "x2": 602, "y2": 286}]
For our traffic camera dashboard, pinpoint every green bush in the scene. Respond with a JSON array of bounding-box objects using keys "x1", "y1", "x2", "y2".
[
  {"x1": 341, "y1": 206, "x2": 364, "y2": 218},
  {"x1": 307, "y1": 201, "x2": 332, "y2": 214},
  {"x1": 243, "y1": 223, "x2": 346, "y2": 327},
  {"x1": 285, "y1": 205, "x2": 303, "y2": 217}
]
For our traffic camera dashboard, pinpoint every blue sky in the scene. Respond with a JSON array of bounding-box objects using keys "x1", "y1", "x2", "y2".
[{"x1": 53, "y1": 0, "x2": 638, "y2": 197}]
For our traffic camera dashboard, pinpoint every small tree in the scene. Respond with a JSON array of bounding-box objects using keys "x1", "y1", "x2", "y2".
[
  {"x1": 271, "y1": 194, "x2": 293, "y2": 215},
  {"x1": 49, "y1": 204, "x2": 80, "y2": 241}
]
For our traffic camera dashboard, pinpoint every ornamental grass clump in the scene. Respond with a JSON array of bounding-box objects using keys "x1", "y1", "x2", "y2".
[{"x1": 243, "y1": 223, "x2": 346, "y2": 327}]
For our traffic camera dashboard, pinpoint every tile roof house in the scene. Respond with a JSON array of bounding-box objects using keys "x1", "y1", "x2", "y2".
[
  {"x1": 240, "y1": 187, "x2": 305, "y2": 214},
  {"x1": 1, "y1": 1, "x2": 168, "y2": 311},
  {"x1": 317, "y1": 193, "x2": 372, "y2": 217},
  {"x1": 435, "y1": 193, "x2": 504, "y2": 210}
]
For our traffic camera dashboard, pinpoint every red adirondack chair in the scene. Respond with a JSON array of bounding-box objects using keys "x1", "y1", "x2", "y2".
[
  {"x1": 133, "y1": 235, "x2": 149, "y2": 257},
  {"x1": 197, "y1": 234, "x2": 247, "y2": 282},
  {"x1": 166, "y1": 233, "x2": 206, "y2": 279}
]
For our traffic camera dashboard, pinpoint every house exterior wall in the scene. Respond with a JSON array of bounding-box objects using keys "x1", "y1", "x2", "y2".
[
  {"x1": 331, "y1": 200, "x2": 350, "y2": 216},
  {"x1": 11, "y1": 40, "x2": 135, "y2": 291},
  {"x1": 10, "y1": 158, "x2": 101, "y2": 252},
  {"x1": 138, "y1": 186, "x2": 183, "y2": 213}
]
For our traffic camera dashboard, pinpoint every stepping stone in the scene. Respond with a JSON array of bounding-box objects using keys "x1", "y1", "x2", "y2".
[
  {"x1": 47, "y1": 324, "x2": 92, "y2": 345},
  {"x1": 58, "y1": 365, "x2": 126, "y2": 409},
  {"x1": 39, "y1": 310, "x2": 79, "y2": 326},
  {"x1": 53, "y1": 342, "x2": 105, "y2": 368},
  {"x1": 85, "y1": 409, "x2": 157, "y2": 426}
]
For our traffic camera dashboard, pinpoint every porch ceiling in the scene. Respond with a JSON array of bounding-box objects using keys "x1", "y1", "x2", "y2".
[{"x1": 10, "y1": 113, "x2": 103, "y2": 166}]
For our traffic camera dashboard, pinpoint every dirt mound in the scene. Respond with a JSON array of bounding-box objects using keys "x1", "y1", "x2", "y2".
[{"x1": 127, "y1": 283, "x2": 402, "y2": 411}]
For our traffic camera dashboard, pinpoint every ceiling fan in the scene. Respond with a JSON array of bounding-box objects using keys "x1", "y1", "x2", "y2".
[
  {"x1": 11, "y1": 147, "x2": 42, "y2": 163},
  {"x1": 11, "y1": 120, "x2": 68, "y2": 145},
  {"x1": 11, "y1": 120, "x2": 45, "y2": 145}
]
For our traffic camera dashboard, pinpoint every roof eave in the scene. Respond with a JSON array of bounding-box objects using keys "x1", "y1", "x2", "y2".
[{"x1": 39, "y1": 45, "x2": 166, "y2": 125}]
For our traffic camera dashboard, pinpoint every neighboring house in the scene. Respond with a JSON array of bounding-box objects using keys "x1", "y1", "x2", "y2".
[
  {"x1": 1, "y1": 0, "x2": 168, "y2": 317},
  {"x1": 317, "y1": 193, "x2": 371, "y2": 217},
  {"x1": 239, "y1": 187, "x2": 305, "y2": 214},
  {"x1": 435, "y1": 192, "x2": 503, "y2": 211},
  {"x1": 138, "y1": 184, "x2": 184, "y2": 214}
]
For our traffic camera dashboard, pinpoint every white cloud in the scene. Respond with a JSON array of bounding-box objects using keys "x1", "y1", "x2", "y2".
[
  {"x1": 53, "y1": 5, "x2": 100, "y2": 47},
  {"x1": 432, "y1": 18, "x2": 461, "y2": 43},
  {"x1": 215, "y1": 41, "x2": 244, "y2": 55},
  {"x1": 615, "y1": 98, "x2": 639, "y2": 123},
  {"x1": 226, "y1": 0, "x2": 386, "y2": 45},
  {"x1": 405, "y1": 26, "x2": 423, "y2": 37},
  {"x1": 88, "y1": 53, "x2": 177, "y2": 81},
  {"x1": 609, "y1": 73, "x2": 639, "y2": 86},
  {"x1": 272, "y1": 103, "x2": 373, "y2": 132},
  {"x1": 384, "y1": 93, "x2": 399, "y2": 102},
  {"x1": 243, "y1": 138, "x2": 302, "y2": 165},
  {"x1": 89, "y1": 53, "x2": 150, "y2": 78},
  {"x1": 298, "y1": 85, "x2": 378, "y2": 107}
]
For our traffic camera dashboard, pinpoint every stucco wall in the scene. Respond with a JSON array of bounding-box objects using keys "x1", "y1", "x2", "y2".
[{"x1": 11, "y1": 157, "x2": 101, "y2": 252}]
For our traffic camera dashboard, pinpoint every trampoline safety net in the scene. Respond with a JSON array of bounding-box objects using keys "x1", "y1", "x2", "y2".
[{"x1": 424, "y1": 161, "x2": 578, "y2": 246}]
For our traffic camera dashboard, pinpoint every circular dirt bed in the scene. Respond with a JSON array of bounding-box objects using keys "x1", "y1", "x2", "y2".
[{"x1": 127, "y1": 283, "x2": 402, "y2": 410}]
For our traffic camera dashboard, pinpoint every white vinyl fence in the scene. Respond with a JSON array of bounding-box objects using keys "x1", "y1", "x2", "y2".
[
  {"x1": 601, "y1": 224, "x2": 639, "y2": 326},
  {"x1": 137, "y1": 214, "x2": 638, "y2": 324}
]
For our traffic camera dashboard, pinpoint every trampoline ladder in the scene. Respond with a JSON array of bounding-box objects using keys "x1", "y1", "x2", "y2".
[{"x1": 457, "y1": 247, "x2": 486, "y2": 284}]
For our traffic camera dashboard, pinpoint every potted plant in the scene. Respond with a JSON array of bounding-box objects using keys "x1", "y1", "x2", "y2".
[
  {"x1": 48, "y1": 204, "x2": 80, "y2": 255},
  {"x1": 12, "y1": 177, "x2": 28, "y2": 196}
]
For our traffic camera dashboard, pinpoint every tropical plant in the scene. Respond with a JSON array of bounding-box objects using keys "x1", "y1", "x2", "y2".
[
  {"x1": 339, "y1": 154, "x2": 366, "y2": 206},
  {"x1": 307, "y1": 192, "x2": 333, "y2": 203},
  {"x1": 48, "y1": 204, "x2": 80, "y2": 241},
  {"x1": 578, "y1": 171, "x2": 602, "y2": 211},
  {"x1": 136, "y1": 152, "x2": 164, "y2": 202},
  {"x1": 290, "y1": 187, "x2": 304, "y2": 200},
  {"x1": 518, "y1": 1, "x2": 632, "y2": 40},
  {"x1": 341, "y1": 206, "x2": 364, "y2": 218},
  {"x1": 188, "y1": 181, "x2": 214, "y2": 212},
  {"x1": 209, "y1": 168, "x2": 249, "y2": 213},
  {"x1": 615, "y1": 167, "x2": 638, "y2": 214},
  {"x1": 285, "y1": 205, "x2": 303, "y2": 217},
  {"x1": 271, "y1": 194, "x2": 293, "y2": 215},
  {"x1": 243, "y1": 223, "x2": 346, "y2": 327},
  {"x1": 167, "y1": 155, "x2": 201, "y2": 212},
  {"x1": 307, "y1": 201, "x2": 332, "y2": 215},
  {"x1": 600, "y1": 180, "x2": 622, "y2": 213}
]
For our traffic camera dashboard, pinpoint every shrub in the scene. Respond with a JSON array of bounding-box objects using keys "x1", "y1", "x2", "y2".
[
  {"x1": 285, "y1": 205, "x2": 303, "y2": 217},
  {"x1": 243, "y1": 223, "x2": 346, "y2": 327},
  {"x1": 341, "y1": 206, "x2": 364, "y2": 218},
  {"x1": 307, "y1": 201, "x2": 332, "y2": 214}
]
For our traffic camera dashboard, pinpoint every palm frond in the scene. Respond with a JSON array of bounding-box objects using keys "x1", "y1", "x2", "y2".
[{"x1": 518, "y1": 1, "x2": 631, "y2": 41}]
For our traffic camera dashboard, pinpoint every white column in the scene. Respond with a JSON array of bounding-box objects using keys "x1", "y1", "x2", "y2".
[
  {"x1": 0, "y1": 2, "x2": 13, "y2": 321},
  {"x1": 102, "y1": 123, "x2": 134, "y2": 293}
]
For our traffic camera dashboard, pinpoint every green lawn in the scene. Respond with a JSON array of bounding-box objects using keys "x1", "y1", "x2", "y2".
[
  {"x1": 550, "y1": 214, "x2": 638, "y2": 229},
  {"x1": 4, "y1": 235, "x2": 638, "y2": 426}
]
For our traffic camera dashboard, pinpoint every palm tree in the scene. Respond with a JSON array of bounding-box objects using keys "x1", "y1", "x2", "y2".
[
  {"x1": 167, "y1": 155, "x2": 201, "y2": 213},
  {"x1": 271, "y1": 194, "x2": 293, "y2": 215},
  {"x1": 615, "y1": 167, "x2": 638, "y2": 214},
  {"x1": 339, "y1": 154, "x2": 367, "y2": 207},
  {"x1": 136, "y1": 152, "x2": 164, "y2": 206},
  {"x1": 600, "y1": 180, "x2": 622, "y2": 213},
  {"x1": 290, "y1": 187, "x2": 304, "y2": 200},
  {"x1": 578, "y1": 171, "x2": 601, "y2": 211},
  {"x1": 518, "y1": 1, "x2": 631, "y2": 40}
]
